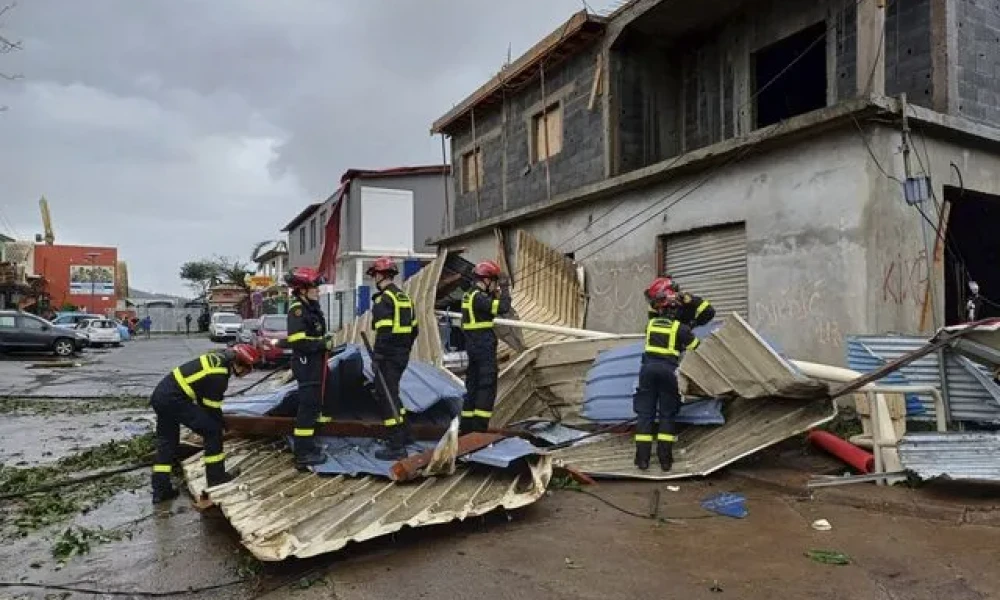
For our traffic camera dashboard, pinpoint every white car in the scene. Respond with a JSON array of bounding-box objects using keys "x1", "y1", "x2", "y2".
[
  {"x1": 210, "y1": 312, "x2": 243, "y2": 342},
  {"x1": 75, "y1": 318, "x2": 123, "y2": 347}
]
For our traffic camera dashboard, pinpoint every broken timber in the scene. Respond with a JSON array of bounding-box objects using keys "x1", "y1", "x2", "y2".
[{"x1": 390, "y1": 432, "x2": 507, "y2": 481}]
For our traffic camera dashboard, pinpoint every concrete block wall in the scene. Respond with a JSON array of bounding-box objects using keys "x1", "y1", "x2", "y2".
[
  {"x1": 450, "y1": 45, "x2": 605, "y2": 230},
  {"x1": 836, "y1": 1, "x2": 858, "y2": 101},
  {"x1": 885, "y1": 0, "x2": 934, "y2": 108},
  {"x1": 956, "y1": 0, "x2": 1000, "y2": 125}
]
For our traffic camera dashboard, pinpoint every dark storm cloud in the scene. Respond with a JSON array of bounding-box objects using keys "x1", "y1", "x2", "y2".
[{"x1": 0, "y1": 0, "x2": 587, "y2": 294}]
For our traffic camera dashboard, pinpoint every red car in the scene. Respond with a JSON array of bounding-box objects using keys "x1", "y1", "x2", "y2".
[{"x1": 254, "y1": 314, "x2": 290, "y2": 367}]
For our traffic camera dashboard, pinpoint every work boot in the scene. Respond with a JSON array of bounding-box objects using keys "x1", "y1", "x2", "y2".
[
  {"x1": 657, "y1": 443, "x2": 674, "y2": 472},
  {"x1": 205, "y1": 463, "x2": 240, "y2": 487},
  {"x1": 634, "y1": 443, "x2": 651, "y2": 471},
  {"x1": 294, "y1": 438, "x2": 326, "y2": 468},
  {"x1": 151, "y1": 473, "x2": 179, "y2": 504},
  {"x1": 399, "y1": 419, "x2": 416, "y2": 446},
  {"x1": 374, "y1": 428, "x2": 409, "y2": 461}
]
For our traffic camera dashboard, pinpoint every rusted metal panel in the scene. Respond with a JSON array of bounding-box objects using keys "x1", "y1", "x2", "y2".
[{"x1": 182, "y1": 438, "x2": 553, "y2": 561}]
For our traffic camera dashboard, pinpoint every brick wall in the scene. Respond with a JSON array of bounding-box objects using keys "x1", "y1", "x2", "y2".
[
  {"x1": 956, "y1": 0, "x2": 1000, "y2": 125},
  {"x1": 885, "y1": 0, "x2": 934, "y2": 107},
  {"x1": 450, "y1": 45, "x2": 606, "y2": 229}
]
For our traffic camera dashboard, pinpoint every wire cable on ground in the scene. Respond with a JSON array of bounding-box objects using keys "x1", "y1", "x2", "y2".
[
  {"x1": 569, "y1": 488, "x2": 720, "y2": 521},
  {"x1": 0, "y1": 579, "x2": 247, "y2": 597}
]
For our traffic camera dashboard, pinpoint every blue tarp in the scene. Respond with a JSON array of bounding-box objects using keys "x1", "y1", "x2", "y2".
[
  {"x1": 581, "y1": 340, "x2": 725, "y2": 425},
  {"x1": 224, "y1": 344, "x2": 463, "y2": 425},
  {"x1": 461, "y1": 437, "x2": 543, "y2": 468}
]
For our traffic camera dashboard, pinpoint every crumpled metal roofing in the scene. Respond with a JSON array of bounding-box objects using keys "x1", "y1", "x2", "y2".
[
  {"x1": 898, "y1": 432, "x2": 1000, "y2": 482},
  {"x1": 182, "y1": 437, "x2": 553, "y2": 561},
  {"x1": 678, "y1": 313, "x2": 828, "y2": 400},
  {"x1": 848, "y1": 334, "x2": 1000, "y2": 423},
  {"x1": 491, "y1": 316, "x2": 836, "y2": 480}
]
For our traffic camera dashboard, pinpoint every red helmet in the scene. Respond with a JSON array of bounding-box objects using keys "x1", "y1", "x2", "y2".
[
  {"x1": 645, "y1": 277, "x2": 679, "y2": 309},
  {"x1": 284, "y1": 267, "x2": 325, "y2": 290},
  {"x1": 366, "y1": 256, "x2": 399, "y2": 277},
  {"x1": 229, "y1": 343, "x2": 261, "y2": 367},
  {"x1": 473, "y1": 260, "x2": 501, "y2": 280}
]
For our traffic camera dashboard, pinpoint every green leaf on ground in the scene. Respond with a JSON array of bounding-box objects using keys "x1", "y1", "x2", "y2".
[{"x1": 806, "y1": 549, "x2": 852, "y2": 565}]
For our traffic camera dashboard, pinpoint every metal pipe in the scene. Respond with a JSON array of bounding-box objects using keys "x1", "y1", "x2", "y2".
[{"x1": 436, "y1": 310, "x2": 619, "y2": 339}]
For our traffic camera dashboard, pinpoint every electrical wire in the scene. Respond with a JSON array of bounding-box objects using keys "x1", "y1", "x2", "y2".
[
  {"x1": 496, "y1": 0, "x2": 869, "y2": 297},
  {"x1": 569, "y1": 488, "x2": 720, "y2": 521},
  {"x1": 0, "y1": 579, "x2": 247, "y2": 597}
]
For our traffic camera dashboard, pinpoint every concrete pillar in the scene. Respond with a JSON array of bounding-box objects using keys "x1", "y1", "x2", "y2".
[
  {"x1": 930, "y1": 0, "x2": 958, "y2": 114},
  {"x1": 856, "y1": 0, "x2": 886, "y2": 96}
]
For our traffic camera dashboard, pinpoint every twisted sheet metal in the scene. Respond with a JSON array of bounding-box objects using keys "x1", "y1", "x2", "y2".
[
  {"x1": 898, "y1": 432, "x2": 1000, "y2": 482},
  {"x1": 183, "y1": 438, "x2": 553, "y2": 561}
]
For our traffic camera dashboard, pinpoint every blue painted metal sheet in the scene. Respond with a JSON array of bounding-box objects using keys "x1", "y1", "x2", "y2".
[
  {"x1": 356, "y1": 285, "x2": 371, "y2": 315},
  {"x1": 845, "y1": 338, "x2": 926, "y2": 416},
  {"x1": 461, "y1": 437, "x2": 543, "y2": 469},
  {"x1": 224, "y1": 344, "x2": 463, "y2": 424},
  {"x1": 581, "y1": 340, "x2": 724, "y2": 425},
  {"x1": 402, "y1": 259, "x2": 423, "y2": 281}
]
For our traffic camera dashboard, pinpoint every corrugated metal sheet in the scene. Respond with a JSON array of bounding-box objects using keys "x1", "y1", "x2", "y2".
[
  {"x1": 898, "y1": 432, "x2": 1000, "y2": 482},
  {"x1": 551, "y1": 396, "x2": 836, "y2": 480},
  {"x1": 663, "y1": 224, "x2": 748, "y2": 317},
  {"x1": 679, "y1": 313, "x2": 828, "y2": 400},
  {"x1": 848, "y1": 334, "x2": 1000, "y2": 423},
  {"x1": 499, "y1": 230, "x2": 587, "y2": 360},
  {"x1": 182, "y1": 438, "x2": 553, "y2": 561},
  {"x1": 333, "y1": 250, "x2": 448, "y2": 368}
]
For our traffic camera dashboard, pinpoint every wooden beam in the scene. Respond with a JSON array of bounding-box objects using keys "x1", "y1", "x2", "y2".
[
  {"x1": 588, "y1": 52, "x2": 604, "y2": 111},
  {"x1": 390, "y1": 432, "x2": 507, "y2": 481}
]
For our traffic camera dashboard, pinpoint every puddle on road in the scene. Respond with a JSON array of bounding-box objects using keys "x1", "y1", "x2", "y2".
[{"x1": 0, "y1": 409, "x2": 152, "y2": 467}]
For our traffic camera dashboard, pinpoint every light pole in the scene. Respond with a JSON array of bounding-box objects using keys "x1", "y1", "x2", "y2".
[{"x1": 85, "y1": 252, "x2": 100, "y2": 314}]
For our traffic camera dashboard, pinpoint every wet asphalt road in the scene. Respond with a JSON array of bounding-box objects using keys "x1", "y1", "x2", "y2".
[{"x1": 0, "y1": 335, "x2": 267, "y2": 398}]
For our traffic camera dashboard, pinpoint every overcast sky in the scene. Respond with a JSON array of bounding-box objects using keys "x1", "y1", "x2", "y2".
[{"x1": 0, "y1": 0, "x2": 590, "y2": 296}]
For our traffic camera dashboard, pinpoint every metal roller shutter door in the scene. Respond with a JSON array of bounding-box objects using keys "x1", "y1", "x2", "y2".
[{"x1": 662, "y1": 224, "x2": 748, "y2": 317}]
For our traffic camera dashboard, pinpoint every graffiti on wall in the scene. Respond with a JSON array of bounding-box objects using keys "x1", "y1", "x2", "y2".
[
  {"x1": 587, "y1": 260, "x2": 653, "y2": 333},
  {"x1": 752, "y1": 279, "x2": 844, "y2": 348},
  {"x1": 881, "y1": 250, "x2": 928, "y2": 307}
]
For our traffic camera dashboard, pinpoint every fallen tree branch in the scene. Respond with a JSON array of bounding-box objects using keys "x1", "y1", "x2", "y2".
[{"x1": 0, "y1": 461, "x2": 152, "y2": 501}]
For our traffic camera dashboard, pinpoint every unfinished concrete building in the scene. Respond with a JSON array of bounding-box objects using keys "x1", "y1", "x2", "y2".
[{"x1": 429, "y1": 0, "x2": 1000, "y2": 365}]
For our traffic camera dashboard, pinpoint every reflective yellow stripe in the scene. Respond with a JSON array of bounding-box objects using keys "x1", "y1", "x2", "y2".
[
  {"x1": 461, "y1": 290, "x2": 494, "y2": 330},
  {"x1": 473, "y1": 409, "x2": 492, "y2": 418},
  {"x1": 289, "y1": 302, "x2": 302, "y2": 310},
  {"x1": 317, "y1": 415, "x2": 332, "y2": 423},
  {"x1": 383, "y1": 417, "x2": 401, "y2": 427},
  {"x1": 173, "y1": 368, "x2": 196, "y2": 400},
  {"x1": 152, "y1": 464, "x2": 172, "y2": 473},
  {"x1": 461, "y1": 410, "x2": 476, "y2": 418},
  {"x1": 657, "y1": 433, "x2": 677, "y2": 442},
  {"x1": 380, "y1": 290, "x2": 414, "y2": 334},
  {"x1": 634, "y1": 434, "x2": 654, "y2": 442},
  {"x1": 644, "y1": 319, "x2": 681, "y2": 357},
  {"x1": 202, "y1": 452, "x2": 225, "y2": 464},
  {"x1": 695, "y1": 300, "x2": 710, "y2": 318},
  {"x1": 400, "y1": 407, "x2": 407, "y2": 415},
  {"x1": 687, "y1": 338, "x2": 700, "y2": 351},
  {"x1": 490, "y1": 298, "x2": 499, "y2": 316},
  {"x1": 374, "y1": 318, "x2": 393, "y2": 330},
  {"x1": 202, "y1": 398, "x2": 223, "y2": 409},
  {"x1": 288, "y1": 331, "x2": 323, "y2": 343},
  {"x1": 293, "y1": 428, "x2": 314, "y2": 437}
]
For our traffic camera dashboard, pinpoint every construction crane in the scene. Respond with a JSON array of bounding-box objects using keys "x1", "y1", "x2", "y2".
[{"x1": 37, "y1": 196, "x2": 54, "y2": 245}]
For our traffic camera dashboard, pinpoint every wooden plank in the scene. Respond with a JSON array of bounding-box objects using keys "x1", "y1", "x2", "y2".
[
  {"x1": 919, "y1": 199, "x2": 952, "y2": 331},
  {"x1": 588, "y1": 51, "x2": 604, "y2": 111},
  {"x1": 390, "y1": 433, "x2": 507, "y2": 482}
]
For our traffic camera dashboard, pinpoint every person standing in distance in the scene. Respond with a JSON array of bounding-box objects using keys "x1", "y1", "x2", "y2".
[{"x1": 459, "y1": 260, "x2": 511, "y2": 434}]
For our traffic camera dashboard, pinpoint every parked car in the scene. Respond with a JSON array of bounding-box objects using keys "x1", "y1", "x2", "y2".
[
  {"x1": 237, "y1": 318, "x2": 260, "y2": 344},
  {"x1": 51, "y1": 312, "x2": 104, "y2": 329},
  {"x1": 209, "y1": 312, "x2": 243, "y2": 342},
  {"x1": 0, "y1": 310, "x2": 87, "y2": 357},
  {"x1": 254, "y1": 314, "x2": 290, "y2": 366},
  {"x1": 75, "y1": 318, "x2": 123, "y2": 347}
]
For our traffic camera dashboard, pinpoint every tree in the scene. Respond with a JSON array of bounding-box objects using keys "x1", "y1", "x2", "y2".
[
  {"x1": 179, "y1": 260, "x2": 219, "y2": 299},
  {"x1": 0, "y1": 2, "x2": 22, "y2": 112}
]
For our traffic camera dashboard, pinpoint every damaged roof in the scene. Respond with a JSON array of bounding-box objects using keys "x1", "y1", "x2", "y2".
[
  {"x1": 898, "y1": 432, "x2": 1000, "y2": 483},
  {"x1": 183, "y1": 438, "x2": 553, "y2": 561}
]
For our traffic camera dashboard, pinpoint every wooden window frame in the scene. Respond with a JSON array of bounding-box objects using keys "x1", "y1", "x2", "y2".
[
  {"x1": 461, "y1": 147, "x2": 483, "y2": 194},
  {"x1": 531, "y1": 102, "x2": 564, "y2": 163}
]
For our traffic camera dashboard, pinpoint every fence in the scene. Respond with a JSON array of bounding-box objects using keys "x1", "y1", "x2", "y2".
[{"x1": 136, "y1": 307, "x2": 205, "y2": 333}]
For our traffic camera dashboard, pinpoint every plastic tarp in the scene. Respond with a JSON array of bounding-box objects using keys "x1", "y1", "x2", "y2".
[
  {"x1": 224, "y1": 344, "x2": 463, "y2": 426},
  {"x1": 582, "y1": 339, "x2": 725, "y2": 425}
]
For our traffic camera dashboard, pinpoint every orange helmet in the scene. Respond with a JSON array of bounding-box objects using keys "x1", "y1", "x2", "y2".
[
  {"x1": 473, "y1": 260, "x2": 501, "y2": 280},
  {"x1": 366, "y1": 256, "x2": 399, "y2": 277},
  {"x1": 284, "y1": 267, "x2": 325, "y2": 290},
  {"x1": 229, "y1": 344, "x2": 261, "y2": 367},
  {"x1": 645, "y1": 277, "x2": 679, "y2": 310}
]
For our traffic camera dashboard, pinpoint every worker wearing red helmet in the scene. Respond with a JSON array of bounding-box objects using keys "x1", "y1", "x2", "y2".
[
  {"x1": 285, "y1": 267, "x2": 333, "y2": 468},
  {"x1": 651, "y1": 275, "x2": 716, "y2": 328},
  {"x1": 367, "y1": 256, "x2": 419, "y2": 460},
  {"x1": 634, "y1": 278, "x2": 700, "y2": 472},
  {"x1": 459, "y1": 260, "x2": 511, "y2": 433},
  {"x1": 150, "y1": 343, "x2": 260, "y2": 503}
]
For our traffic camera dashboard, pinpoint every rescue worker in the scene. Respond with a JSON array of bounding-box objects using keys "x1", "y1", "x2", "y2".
[
  {"x1": 634, "y1": 278, "x2": 700, "y2": 472},
  {"x1": 367, "y1": 257, "x2": 418, "y2": 460},
  {"x1": 285, "y1": 267, "x2": 334, "y2": 468},
  {"x1": 657, "y1": 275, "x2": 716, "y2": 328},
  {"x1": 150, "y1": 343, "x2": 260, "y2": 503},
  {"x1": 459, "y1": 260, "x2": 511, "y2": 434}
]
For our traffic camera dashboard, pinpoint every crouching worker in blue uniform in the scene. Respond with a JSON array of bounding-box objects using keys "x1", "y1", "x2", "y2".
[
  {"x1": 150, "y1": 343, "x2": 260, "y2": 503},
  {"x1": 633, "y1": 278, "x2": 700, "y2": 472}
]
